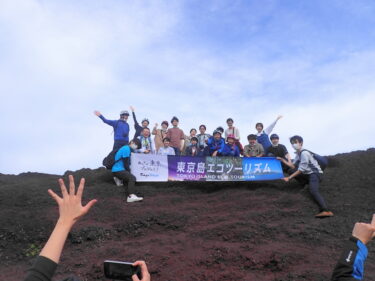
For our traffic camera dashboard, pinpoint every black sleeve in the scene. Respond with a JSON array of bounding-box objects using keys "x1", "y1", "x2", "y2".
[
  {"x1": 132, "y1": 112, "x2": 141, "y2": 130},
  {"x1": 123, "y1": 157, "x2": 131, "y2": 172},
  {"x1": 24, "y1": 256, "x2": 57, "y2": 281},
  {"x1": 331, "y1": 237, "x2": 367, "y2": 281}
]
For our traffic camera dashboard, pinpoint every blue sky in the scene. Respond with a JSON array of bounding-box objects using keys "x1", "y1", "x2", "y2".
[{"x1": 0, "y1": 0, "x2": 374, "y2": 175}]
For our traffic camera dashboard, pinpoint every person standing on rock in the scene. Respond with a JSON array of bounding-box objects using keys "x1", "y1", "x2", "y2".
[
  {"x1": 281, "y1": 135, "x2": 333, "y2": 218},
  {"x1": 166, "y1": 116, "x2": 185, "y2": 156},
  {"x1": 94, "y1": 110, "x2": 130, "y2": 150}
]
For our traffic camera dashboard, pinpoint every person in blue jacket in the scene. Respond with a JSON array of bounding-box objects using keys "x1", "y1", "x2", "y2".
[
  {"x1": 331, "y1": 214, "x2": 375, "y2": 280},
  {"x1": 205, "y1": 130, "x2": 225, "y2": 157},
  {"x1": 222, "y1": 134, "x2": 240, "y2": 157},
  {"x1": 256, "y1": 115, "x2": 283, "y2": 151},
  {"x1": 94, "y1": 110, "x2": 130, "y2": 150},
  {"x1": 112, "y1": 139, "x2": 143, "y2": 203}
]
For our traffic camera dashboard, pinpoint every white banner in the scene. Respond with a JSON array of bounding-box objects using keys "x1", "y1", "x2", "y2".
[{"x1": 130, "y1": 153, "x2": 169, "y2": 182}]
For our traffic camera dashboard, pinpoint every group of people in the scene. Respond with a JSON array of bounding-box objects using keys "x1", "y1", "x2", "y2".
[
  {"x1": 94, "y1": 107, "x2": 333, "y2": 219},
  {"x1": 24, "y1": 175, "x2": 375, "y2": 281}
]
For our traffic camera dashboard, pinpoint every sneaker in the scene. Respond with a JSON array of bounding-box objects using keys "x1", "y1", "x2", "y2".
[
  {"x1": 315, "y1": 211, "x2": 334, "y2": 218},
  {"x1": 113, "y1": 177, "x2": 123, "y2": 186},
  {"x1": 127, "y1": 194, "x2": 143, "y2": 203}
]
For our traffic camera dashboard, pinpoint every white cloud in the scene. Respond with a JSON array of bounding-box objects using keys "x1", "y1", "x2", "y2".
[{"x1": 0, "y1": 0, "x2": 374, "y2": 174}]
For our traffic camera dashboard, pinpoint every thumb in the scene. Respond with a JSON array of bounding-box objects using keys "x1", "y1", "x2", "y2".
[
  {"x1": 132, "y1": 275, "x2": 140, "y2": 281},
  {"x1": 82, "y1": 199, "x2": 98, "y2": 215}
]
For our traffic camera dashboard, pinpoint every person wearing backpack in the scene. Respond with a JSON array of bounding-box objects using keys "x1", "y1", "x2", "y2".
[
  {"x1": 282, "y1": 135, "x2": 333, "y2": 218},
  {"x1": 94, "y1": 110, "x2": 130, "y2": 150},
  {"x1": 136, "y1": 128, "x2": 156, "y2": 154},
  {"x1": 112, "y1": 139, "x2": 143, "y2": 203}
]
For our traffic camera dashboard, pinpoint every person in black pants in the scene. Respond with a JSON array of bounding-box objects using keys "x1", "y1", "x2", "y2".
[{"x1": 281, "y1": 135, "x2": 333, "y2": 218}]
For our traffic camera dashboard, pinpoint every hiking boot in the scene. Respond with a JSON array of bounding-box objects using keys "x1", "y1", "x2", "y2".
[
  {"x1": 113, "y1": 177, "x2": 123, "y2": 186},
  {"x1": 127, "y1": 194, "x2": 143, "y2": 203},
  {"x1": 315, "y1": 211, "x2": 334, "y2": 218}
]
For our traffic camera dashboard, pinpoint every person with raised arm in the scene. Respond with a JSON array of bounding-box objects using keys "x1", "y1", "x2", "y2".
[
  {"x1": 24, "y1": 175, "x2": 97, "y2": 281},
  {"x1": 130, "y1": 106, "x2": 150, "y2": 139},
  {"x1": 23, "y1": 175, "x2": 150, "y2": 281},
  {"x1": 152, "y1": 121, "x2": 169, "y2": 151},
  {"x1": 255, "y1": 115, "x2": 283, "y2": 151},
  {"x1": 331, "y1": 215, "x2": 375, "y2": 280},
  {"x1": 94, "y1": 110, "x2": 130, "y2": 150}
]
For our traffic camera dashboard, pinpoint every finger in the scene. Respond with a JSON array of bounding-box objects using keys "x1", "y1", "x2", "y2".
[
  {"x1": 58, "y1": 178, "x2": 68, "y2": 198},
  {"x1": 133, "y1": 261, "x2": 149, "y2": 277},
  {"x1": 48, "y1": 189, "x2": 62, "y2": 204},
  {"x1": 82, "y1": 199, "x2": 98, "y2": 214},
  {"x1": 131, "y1": 275, "x2": 140, "y2": 281},
  {"x1": 69, "y1": 175, "x2": 75, "y2": 195},
  {"x1": 371, "y1": 214, "x2": 375, "y2": 226},
  {"x1": 76, "y1": 178, "x2": 85, "y2": 199}
]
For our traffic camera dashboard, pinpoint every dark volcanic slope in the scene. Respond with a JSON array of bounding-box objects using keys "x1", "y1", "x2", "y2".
[{"x1": 1, "y1": 149, "x2": 375, "y2": 281}]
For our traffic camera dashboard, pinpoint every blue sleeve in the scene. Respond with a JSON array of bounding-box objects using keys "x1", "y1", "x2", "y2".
[
  {"x1": 352, "y1": 240, "x2": 368, "y2": 280},
  {"x1": 99, "y1": 115, "x2": 116, "y2": 127},
  {"x1": 218, "y1": 140, "x2": 225, "y2": 153},
  {"x1": 331, "y1": 237, "x2": 368, "y2": 281}
]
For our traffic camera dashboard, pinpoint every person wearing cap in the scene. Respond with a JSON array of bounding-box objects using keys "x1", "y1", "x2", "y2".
[
  {"x1": 130, "y1": 106, "x2": 150, "y2": 139},
  {"x1": 255, "y1": 115, "x2": 283, "y2": 151},
  {"x1": 222, "y1": 134, "x2": 240, "y2": 157},
  {"x1": 157, "y1": 137, "x2": 176, "y2": 156},
  {"x1": 152, "y1": 121, "x2": 169, "y2": 151},
  {"x1": 185, "y1": 136, "x2": 202, "y2": 156},
  {"x1": 266, "y1": 134, "x2": 292, "y2": 172},
  {"x1": 196, "y1": 124, "x2": 211, "y2": 149},
  {"x1": 166, "y1": 116, "x2": 185, "y2": 156},
  {"x1": 205, "y1": 130, "x2": 225, "y2": 157},
  {"x1": 244, "y1": 134, "x2": 265, "y2": 157},
  {"x1": 94, "y1": 110, "x2": 130, "y2": 150}
]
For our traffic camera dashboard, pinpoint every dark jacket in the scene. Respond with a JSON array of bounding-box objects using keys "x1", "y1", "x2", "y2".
[
  {"x1": 132, "y1": 112, "x2": 148, "y2": 139},
  {"x1": 331, "y1": 236, "x2": 368, "y2": 280},
  {"x1": 222, "y1": 143, "x2": 240, "y2": 157},
  {"x1": 185, "y1": 144, "x2": 203, "y2": 156}
]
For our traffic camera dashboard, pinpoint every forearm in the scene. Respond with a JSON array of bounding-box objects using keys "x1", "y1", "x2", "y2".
[
  {"x1": 180, "y1": 140, "x2": 185, "y2": 151},
  {"x1": 39, "y1": 220, "x2": 74, "y2": 264},
  {"x1": 288, "y1": 170, "x2": 301, "y2": 179}
]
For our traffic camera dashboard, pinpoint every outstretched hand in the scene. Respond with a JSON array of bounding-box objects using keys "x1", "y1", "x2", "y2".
[
  {"x1": 132, "y1": 261, "x2": 151, "y2": 281},
  {"x1": 94, "y1": 110, "x2": 101, "y2": 116},
  {"x1": 352, "y1": 222, "x2": 375, "y2": 245},
  {"x1": 277, "y1": 115, "x2": 283, "y2": 120},
  {"x1": 130, "y1": 106, "x2": 135, "y2": 112},
  {"x1": 48, "y1": 175, "x2": 97, "y2": 227}
]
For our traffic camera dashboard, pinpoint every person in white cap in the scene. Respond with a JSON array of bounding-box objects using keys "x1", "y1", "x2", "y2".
[{"x1": 94, "y1": 110, "x2": 130, "y2": 150}]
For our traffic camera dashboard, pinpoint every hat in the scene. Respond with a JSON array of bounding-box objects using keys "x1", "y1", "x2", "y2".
[
  {"x1": 216, "y1": 126, "x2": 224, "y2": 133},
  {"x1": 270, "y1": 134, "x2": 279, "y2": 140},
  {"x1": 213, "y1": 130, "x2": 222, "y2": 136},
  {"x1": 226, "y1": 134, "x2": 236, "y2": 141},
  {"x1": 120, "y1": 110, "x2": 129, "y2": 116}
]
